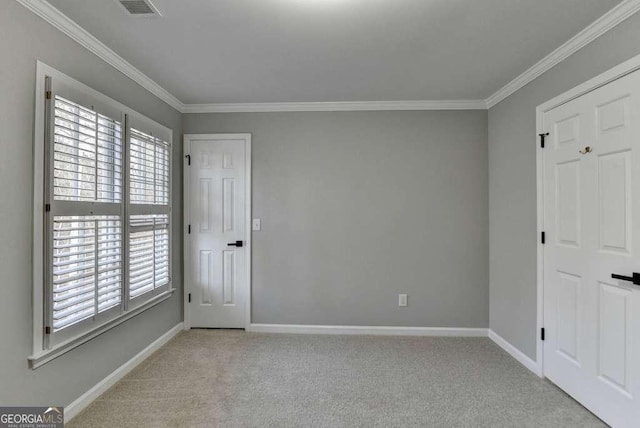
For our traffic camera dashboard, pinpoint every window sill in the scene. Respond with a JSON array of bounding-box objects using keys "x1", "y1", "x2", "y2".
[{"x1": 28, "y1": 288, "x2": 176, "y2": 369}]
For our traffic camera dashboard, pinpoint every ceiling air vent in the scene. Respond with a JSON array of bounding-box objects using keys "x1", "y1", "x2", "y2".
[{"x1": 116, "y1": 0, "x2": 161, "y2": 17}]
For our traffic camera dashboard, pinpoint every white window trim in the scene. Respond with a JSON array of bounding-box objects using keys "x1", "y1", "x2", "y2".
[{"x1": 30, "y1": 61, "x2": 174, "y2": 369}]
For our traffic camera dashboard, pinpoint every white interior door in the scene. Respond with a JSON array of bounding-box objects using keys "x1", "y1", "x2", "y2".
[
  {"x1": 185, "y1": 134, "x2": 251, "y2": 328},
  {"x1": 543, "y1": 70, "x2": 640, "y2": 427}
]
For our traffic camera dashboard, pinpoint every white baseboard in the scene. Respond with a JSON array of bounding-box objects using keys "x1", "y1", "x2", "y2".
[
  {"x1": 488, "y1": 329, "x2": 542, "y2": 377},
  {"x1": 65, "y1": 322, "x2": 184, "y2": 422},
  {"x1": 248, "y1": 323, "x2": 488, "y2": 337}
]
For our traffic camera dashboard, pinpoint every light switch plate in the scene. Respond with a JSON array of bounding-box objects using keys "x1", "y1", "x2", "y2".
[
  {"x1": 398, "y1": 294, "x2": 408, "y2": 307},
  {"x1": 252, "y1": 218, "x2": 261, "y2": 231}
]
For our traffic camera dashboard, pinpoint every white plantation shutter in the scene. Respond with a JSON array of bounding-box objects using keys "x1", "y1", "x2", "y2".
[
  {"x1": 130, "y1": 128, "x2": 170, "y2": 205},
  {"x1": 41, "y1": 74, "x2": 172, "y2": 351},
  {"x1": 127, "y1": 126, "x2": 171, "y2": 301},
  {"x1": 52, "y1": 216, "x2": 122, "y2": 331},
  {"x1": 53, "y1": 96, "x2": 122, "y2": 202},
  {"x1": 129, "y1": 215, "x2": 170, "y2": 298},
  {"x1": 48, "y1": 94, "x2": 124, "y2": 338}
]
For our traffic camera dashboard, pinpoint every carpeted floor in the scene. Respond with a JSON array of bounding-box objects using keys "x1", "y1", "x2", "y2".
[{"x1": 68, "y1": 330, "x2": 605, "y2": 427}]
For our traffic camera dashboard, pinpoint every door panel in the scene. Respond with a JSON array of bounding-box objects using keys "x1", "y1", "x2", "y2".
[
  {"x1": 556, "y1": 271, "x2": 581, "y2": 364},
  {"x1": 200, "y1": 250, "x2": 213, "y2": 304},
  {"x1": 598, "y1": 151, "x2": 631, "y2": 254},
  {"x1": 598, "y1": 282, "x2": 631, "y2": 392},
  {"x1": 556, "y1": 160, "x2": 581, "y2": 247},
  {"x1": 543, "y1": 70, "x2": 640, "y2": 427},
  {"x1": 223, "y1": 250, "x2": 236, "y2": 305},
  {"x1": 187, "y1": 135, "x2": 248, "y2": 328}
]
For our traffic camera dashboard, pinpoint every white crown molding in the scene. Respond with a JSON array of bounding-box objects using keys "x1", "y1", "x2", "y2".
[
  {"x1": 486, "y1": 0, "x2": 640, "y2": 108},
  {"x1": 16, "y1": 0, "x2": 185, "y2": 112},
  {"x1": 18, "y1": 0, "x2": 640, "y2": 113},
  {"x1": 182, "y1": 99, "x2": 488, "y2": 113},
  {"x1": 15, "y1": 0, "x2": 486, "y2": 113}
]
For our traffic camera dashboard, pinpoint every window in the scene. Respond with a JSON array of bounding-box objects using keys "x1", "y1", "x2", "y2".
[
  {"x1": 31, "y1": 64, "x2": 173, "y2": 366},
  {"x1": 128, "y1": 128, "x2": 171, "y2": 300},
  {"x1": 49, "y1": 96, "x2": 124, "y2": 335}
]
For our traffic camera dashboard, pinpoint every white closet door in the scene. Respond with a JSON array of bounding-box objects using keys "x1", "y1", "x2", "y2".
[
  {"x1": 187, "y1": 135, "x2": 248, "y2": 328},
  {"x1": 543, "y1": 70, "x2": 640, "y2": 427}
]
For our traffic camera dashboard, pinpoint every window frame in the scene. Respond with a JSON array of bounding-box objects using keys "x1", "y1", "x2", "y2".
[{"x1": 30, "y1": 62, "x2": 174, "y2": 369}]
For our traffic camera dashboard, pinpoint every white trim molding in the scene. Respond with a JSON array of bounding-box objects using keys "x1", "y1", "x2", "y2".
[
  {"x1": 488, "y1": 330, "x2": 541, "y2": 377},
  {"x1": 16, "y1": 0, "x2": 184, "y2": 112},
  {"x1": 248, "y1": 324, "x2": 488, "y2": 337},
  {"x1": 16, "y1": 0, "x2": 640, "y2": 113},
  {"x1": 486, "y1": 0, "x2": 640, "y2": 108},
  {"x1": 65, "y1": 323, "x2": 183, "y2": 422},
  {"x1": 182, "y1": 100, "x2": 487, "y2": 113}
]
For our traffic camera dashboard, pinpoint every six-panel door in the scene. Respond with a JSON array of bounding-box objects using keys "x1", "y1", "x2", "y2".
[
  {"x1": 543, "y1": 70, "x2": 640, "y2": 427},
  {"x1": 188, "y1": 136, "x2": 247, "y2": 328}
]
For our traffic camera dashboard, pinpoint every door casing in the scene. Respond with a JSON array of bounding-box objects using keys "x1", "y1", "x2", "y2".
[
  {"x1": 183, "y1": 133, "x2": 252, "y2": 330},
  {"x1": 536, "y1": 52, "x2": 640, "y2": 377}
]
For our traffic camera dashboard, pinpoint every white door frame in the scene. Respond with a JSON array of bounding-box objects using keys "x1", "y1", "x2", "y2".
[
  {"x1": 535, "y1": 53, "x2": 640, "y2": 377},
  {"x1": 183, "y1": 133, "x2": 252, "y2": 330}
]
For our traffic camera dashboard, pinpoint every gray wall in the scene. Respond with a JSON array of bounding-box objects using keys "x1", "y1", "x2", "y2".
[
  {"x1": 0, "y1": 1, "x2": 182, "y2": 406},
  {"x1": 488, "y1": 12, "x2": 640, "y2": 360},
  {"x1": 184, "y1": 110, "x2": 489, "y2": 327}
]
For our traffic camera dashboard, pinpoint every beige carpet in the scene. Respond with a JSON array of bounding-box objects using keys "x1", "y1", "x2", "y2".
[{"x1": 68, "y1": 330, "x2": 604, "y2": 427}]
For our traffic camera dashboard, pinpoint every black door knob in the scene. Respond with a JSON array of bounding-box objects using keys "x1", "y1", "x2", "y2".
[
  {"x1": 612, "y1": 272, "x2": 640, "y2": 286},
  {"x1": 227, "y1": 240, "x2": 243, "y2": 248}
]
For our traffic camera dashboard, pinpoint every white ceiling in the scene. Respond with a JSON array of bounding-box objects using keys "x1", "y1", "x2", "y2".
[{"x1": 47, "y1": 0, "x2": 621, "y2": 104}]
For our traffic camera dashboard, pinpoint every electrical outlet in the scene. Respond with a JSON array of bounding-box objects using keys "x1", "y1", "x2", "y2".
[
  {"x1": 398, "y1": 294, "x2": 408, "y2": 307},
  {"x1": 252, "y1": 218, "x2": 261, "y2": 231}
]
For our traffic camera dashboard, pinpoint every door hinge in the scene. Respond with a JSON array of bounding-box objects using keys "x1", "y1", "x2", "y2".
[
  {"x1": 45, "y1": 326, "x2": 51, "y2": 335},
  {"x1": 45, "y1": 203, "x2": 51, "y2": 212},
  {"x1": 541, "y1": 231, "x2": 546, "y2": 244},
  {"x1": 539, "y1": 132, "x2": 549, "y2": 148},
  {"x1": 185, "y1": 154, "x2": 191, "y2": 165},
  {"x1": 188, "y1": 293, "x2": 191, "y2": 303},
  {"x1": 188, "y1": 224, "x2": 191, "y2": 234},
  {"x1": 45, "y1": 90, "x2": 52, "y2": 100},
  {"x1": 541, "y1": 328, "x2": 545, "y2": 341}
]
